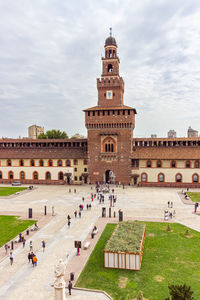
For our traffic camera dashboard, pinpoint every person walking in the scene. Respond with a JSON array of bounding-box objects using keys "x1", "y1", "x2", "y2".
[
  {"x1": 68, "y1": 220, "x2": 71, "y2": 228},
  {"x1": 68, "y1": 280, "x2": 72, "y2": 295},
  {"x1": 42, "y1": 240, "x2": 45, "y2": 252},
  {"x1": 23, "y1": 239, "x2": 26, "y2": 248},
  {"x1": 10, "y1": 252, "x2": 13, "y2": 265},
  {"x1": 32, "y1": 255, "x2": 37, "y2": 267},
  {"x1": 171, "y1": 201, "x2": 173, "y2": 208},
  {"x1": 28, "y1": 252, "x2": 31, "y2": 263},
  {"x1": 74, "y1": 211, "x2": 77, "y2": 218},
  {"x1": 4, "y1": 243, "x2": 8, "y2": 254},
  {"x1": 29, "y1": 240, "x2": 33, "y2": 251}
]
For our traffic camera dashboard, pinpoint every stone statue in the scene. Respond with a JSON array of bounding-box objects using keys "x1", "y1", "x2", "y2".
[{"x1": 54, "y1": 259, "x2": 66, "y2": 289}]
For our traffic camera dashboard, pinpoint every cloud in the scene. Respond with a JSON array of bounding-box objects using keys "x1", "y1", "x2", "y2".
[{"x1": 0, "y1": 0, "x2": 200, "y2": 138}]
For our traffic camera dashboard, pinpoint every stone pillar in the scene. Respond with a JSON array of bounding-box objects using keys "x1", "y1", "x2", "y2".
[{"x1": 54, "y1": 285, "x2": 66, "y2": 300}]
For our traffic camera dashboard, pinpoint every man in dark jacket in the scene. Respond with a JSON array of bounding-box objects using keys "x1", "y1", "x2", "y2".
[{"x1": 68, "y1": 280, "x2": 72, "y2": 295}]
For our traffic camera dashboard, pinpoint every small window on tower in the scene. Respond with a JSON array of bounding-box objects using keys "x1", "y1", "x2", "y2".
[
  {"x1": 104, "y1": 93, "x2": 106, "y2": 97},
  {"x1": 93, "y1": 111, "x2": 95, "y2": 116},
  {"x1": 88, "y1": 112, "x2": 90, "y2": 116},
  {"x1": 108, "y1": 64, "x2": 113, "y2": 72}
]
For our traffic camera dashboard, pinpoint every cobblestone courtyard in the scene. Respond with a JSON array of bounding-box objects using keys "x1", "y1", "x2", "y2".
[{"x1": 0, "y1": 185, "x2": 199, "y2": 300}]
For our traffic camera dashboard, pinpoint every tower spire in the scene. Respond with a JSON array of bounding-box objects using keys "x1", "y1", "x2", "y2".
[{"x1": 109, "y1": 27, "x2": 112, "y2": 37}]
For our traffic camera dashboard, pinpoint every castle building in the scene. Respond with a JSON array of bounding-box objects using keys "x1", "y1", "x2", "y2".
[{"x1": 0, "y1": 32, "x2": 200, "y2": 187}]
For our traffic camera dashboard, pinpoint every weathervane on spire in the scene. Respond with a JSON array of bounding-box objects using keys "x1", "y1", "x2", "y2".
[{"x1": 109, "y1": 27, "x2": 112, "y2": 37}]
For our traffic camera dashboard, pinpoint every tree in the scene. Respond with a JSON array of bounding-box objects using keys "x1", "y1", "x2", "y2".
[
  {"x1": 165, "y1": 284, "x2": 194, "y2": 300},
  {"x1": 37, "y1": 133, "x2": 47, "y2": 139},
  {"x1": 38, "y1": 129, "x2": 68, "y2": 139}
]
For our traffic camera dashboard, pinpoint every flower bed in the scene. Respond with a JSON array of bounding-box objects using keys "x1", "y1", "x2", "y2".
[{"x1": 104, "y1": 221, "x2": 145, "y2": 270}]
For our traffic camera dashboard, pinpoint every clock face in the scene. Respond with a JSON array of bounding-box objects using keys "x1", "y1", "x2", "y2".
[{"x1": 106, "y1": 90, "x2": 113, "y2": 99}]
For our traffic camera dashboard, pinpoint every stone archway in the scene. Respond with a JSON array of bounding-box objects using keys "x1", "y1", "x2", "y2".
[{"x1": 105, "y1": 170, "x2": 115, "y2": 184}]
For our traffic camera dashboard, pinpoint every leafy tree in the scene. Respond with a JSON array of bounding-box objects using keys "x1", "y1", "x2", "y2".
[
  {"x1": 37, "y1": 133, "x2": 47, "y2": 139},
  {"x1": 38, "y1": 129, "x2": 68, "y2": 139},
  {"x1": 165, "y1": 284, "x2": 194, "y2": 300}
]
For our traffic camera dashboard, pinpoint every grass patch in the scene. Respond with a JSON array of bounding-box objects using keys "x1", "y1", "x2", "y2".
[
  {"x1": 187, "y1": 192, "x2": 200, "y2": 202},
  {"x1": 0, "y1": 215, "x2": 36, "y2": 247},
  {"x1": 0, "y1": 187, "x2": 27, "y2": 196},
  {"x1": 76, "y1": 222, "x2": 200, "y2": 300}
]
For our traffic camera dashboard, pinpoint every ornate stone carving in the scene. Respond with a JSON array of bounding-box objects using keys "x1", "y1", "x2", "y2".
[{"x1": 54, "y1": 259, "x2": 66, "y2": 289}]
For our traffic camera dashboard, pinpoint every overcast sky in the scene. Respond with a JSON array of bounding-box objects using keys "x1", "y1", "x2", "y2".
[{"x1": 1, "y1": 0, "x2": 200, "y2": 138}]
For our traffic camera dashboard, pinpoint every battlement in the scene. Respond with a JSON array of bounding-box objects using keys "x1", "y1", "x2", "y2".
[{"x1": 97, "y1": 77, "x2": 124, "y2": 89}]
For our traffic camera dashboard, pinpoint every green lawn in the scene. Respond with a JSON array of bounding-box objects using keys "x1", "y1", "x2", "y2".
[
  {"x1": 0, "y1": 215, "x2": 36, "y2": 247},
  {"x1": 76, "y1": 222, "x2": 200, "y2": 300},
  {"x1": 187, "y1": 192, "x2": 200, "y2": 202},
  {"x1": 0, "y1": 187, "x2": 27, "y2": 196}
]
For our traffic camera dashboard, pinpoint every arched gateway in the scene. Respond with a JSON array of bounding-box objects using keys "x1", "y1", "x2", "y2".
[{"x1": 105, "y1": 170, "x2": 115, "y2": 184}]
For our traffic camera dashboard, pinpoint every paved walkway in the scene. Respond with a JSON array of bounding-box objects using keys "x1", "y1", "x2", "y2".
[{"x1": 0, "y1": 185, "x2": 200, "y2": 299}]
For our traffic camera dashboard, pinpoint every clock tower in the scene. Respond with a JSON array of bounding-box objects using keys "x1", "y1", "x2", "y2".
[{"x1": 84, "y1": 30, "x2": 137, "y2": 184}]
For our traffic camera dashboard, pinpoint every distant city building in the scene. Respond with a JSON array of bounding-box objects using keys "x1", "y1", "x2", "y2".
[
  {"x1": 168, "y1": 130, "x2": 176, "y2": 138},
  {"x1": 151, "y1": 134, "x2": 157, "y2": 138},
  {"x1": 71, "y1": 133, "x2": 86, "y2": 139},
  {"x1": 188, "y1": 126, "x2": 198, "y2": 138},
  {"x1": 28, "y1": 125, "x2": 44, "y2": 139}
]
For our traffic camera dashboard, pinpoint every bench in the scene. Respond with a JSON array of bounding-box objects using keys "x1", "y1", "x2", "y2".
[{"x1": 84, "y1": 241, "x2": 90, "y2": 250}]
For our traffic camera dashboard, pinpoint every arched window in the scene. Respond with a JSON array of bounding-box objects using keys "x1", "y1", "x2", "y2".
[
  {"x1": 33, "y1": 171, "x2": 38, "y2": 180},
  {"x1": 158, "y1": 173, "x2": 164, "y2": 182},
  {"x1": 176, "y1": 173, "x2": 182, "y2": 183},
  {"x1": 20, "y1": 171, "x2": 25, "y2": 180},
  {"x1": 48, "y1": 160, "x2": 53, "y2": 167},
  {"x1": 157, "y1": 160, "x2": 162, "y2": 168},
  {"x1": 185, "y1": 160, "x2": 191, "y2": 168},
  {"x1": 195, "y1": 160, "x2": 199, "y2": 168},
  {"x1": 7, "y1": 159, "x2": 12, "y2": 166},
  {"x1": 58, "y1": 172, "x2": 64, "y2": 180},
  {"x1": 66, "y1": 160, "x2": 71, "y2": 167},
  {"x1": 141, "y1": 173, "x2": 147, "y2": 182},
  {"x1": 147, "y1": 160, "x2": 152, "y2": 168},
  {"x1": 8, "y1": 171, "x2": 14, "y2": 179},
  {"x1": 39, "y1": 160, "x2": 44, "y2": 167},
  {"x1": 0, "y1": 171, "x2": 2, "y2": 179},
  {"x1": 57, "y1": 160, "x2": 62, "y2": 167},
  {"x1": 107, "y1": 64, "x2": 113, "y2": 72},
  {"x1": 46, "y1": 171, "x2": 51, "y2": 180},
  {"x1": 19, "y1": 159, "x2": 24, "y2": 166},
  {"x1": 30, "y1": 159, "x2": 35, "y2": 167},
  {"x1": 103, "y1": 137, "x2": 116, "y2": 153},
  {"x1": 171, "y1": 160, "x2": 176, "y2": 168},
  {"x1": 192, "y1": 174, "x2": 199, "y2": 183}
]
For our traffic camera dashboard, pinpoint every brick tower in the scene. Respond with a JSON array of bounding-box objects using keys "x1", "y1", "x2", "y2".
[{"x1": 84, "y1": 30, "x2": 137, "y2": 184}]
